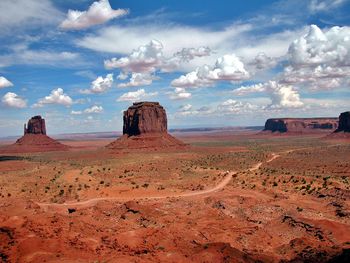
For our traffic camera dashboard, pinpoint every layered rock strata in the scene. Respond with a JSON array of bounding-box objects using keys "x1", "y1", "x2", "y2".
[
  {"x1": 107, "y1": 102, "x2": 186, "y2": 150},
  {"x1": 263, "y1": 118, "x2": 338, "y2": 133}
]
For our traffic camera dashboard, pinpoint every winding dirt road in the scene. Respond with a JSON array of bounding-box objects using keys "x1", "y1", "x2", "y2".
[{"x1": 37, "y1": 152, "x2": 282, "y2": 210}]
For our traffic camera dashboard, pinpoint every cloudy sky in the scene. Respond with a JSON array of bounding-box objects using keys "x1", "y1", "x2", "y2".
[{"x1": 0, "y1": 0, "x2": 349, "y2": 136}]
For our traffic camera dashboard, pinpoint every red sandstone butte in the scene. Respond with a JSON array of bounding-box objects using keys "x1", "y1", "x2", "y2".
[
  {"x1": 24, "y1": 115, "x2": 46, "y2": 135},
  {"x1": 107, "y1": 102, "x2": 186, "y2": 150},
  {"x1": 327, "y1": 111, "x2": 350, "y2": 139},
  {"x1": 0, "y1": 116, "x2": 68, "y2": 153},
  {"x1": 123, "y1": 102, "x2": 167, "y2": 135},
  {"x1": 335, "y1": 111, "x2": 350, "y2": 133},
  {"x1": 263, "y1": 118, "x2": 338, "y2": 133}
]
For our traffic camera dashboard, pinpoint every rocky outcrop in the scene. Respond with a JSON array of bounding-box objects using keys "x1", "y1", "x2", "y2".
[
  {"x1": 107, "y1": 102, "x2": 186, "y2": 150},
  {"x1": 123, "y1": 102, "x2": 167, "y2": 136},
  {"x1": 335, "y1": 112, "x2": 350, "y2": 132},
  {"x1": 0, "y1": 116, "x2": 68, "y2": 153},
  {"x1": 24, "y1": 115, "x2": 46, "y2": 135},
  {"x1": 263, "y1": 118, "x2": 338, "y2": 133}
]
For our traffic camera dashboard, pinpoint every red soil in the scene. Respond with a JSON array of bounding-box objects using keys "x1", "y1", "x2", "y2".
[
  {"x1": 0, "y1": 134, "x2": 69, "y2": 153},
  {"x1": 326, "y1": 131, "x2": 350, "y2": 140},
  {"x1": 0, "y1": 132, "x2": 349, "y2": 262},
  {"x1": 106, "y1": 133, "x2": 187, "y2": 151}
]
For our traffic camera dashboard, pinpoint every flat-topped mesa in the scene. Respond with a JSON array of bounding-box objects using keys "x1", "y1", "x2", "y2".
[
  {"x1": 123, "y1": 102, "x2": 167, "y2": 136},
  {"x1": 335, "y1": 111, "x2": 350, "y2": 132},
  {"x1": 264, "y1": 118, "x2": 338, "y2": 133},
  {"x1": 107, "y1": 102, "x2": 186, "y2": 150},
  {"x1": 24, "y1": 115, "x2": 46, "y2": 135}
]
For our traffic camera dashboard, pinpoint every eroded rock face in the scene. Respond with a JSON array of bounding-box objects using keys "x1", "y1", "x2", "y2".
[
  {"x1": 24, "y1": 116, "x2": 46, "y2": 135},
  {"x1": 123, "y1": 102, "x2": 167, "y2": 136},
  {"x1": 335, "y1": 112, "x2": 350, "y2": 132},
  {"x1": 0, "y1": 116, "x2": 69, "y2": 153},
  {"x1": 264, "y1": 118, "x2": 338, "y2": 133},
  {"x1": 107, "y1": 102, "x2": 186, "y2": 150}
]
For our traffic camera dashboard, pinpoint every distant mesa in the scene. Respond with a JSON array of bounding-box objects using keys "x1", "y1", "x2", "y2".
[
  {"x1": 107, "y1": 102, "x2": 186, "y2": 150},
  {"x1": 0, "y1": 115, "x2": 69, "y2": 153},
  {"x1": 263, "y1": 118, "x2": 338, "y2": 134},
  {"x1": 334, "y1": 111, "x2": 350, "y2": 133}
]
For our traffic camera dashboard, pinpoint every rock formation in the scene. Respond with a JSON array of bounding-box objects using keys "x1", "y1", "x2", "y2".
[
  {"x1": 263, "y1": 118, "x2": 338, "y2": 133},
  {"x1": 334, "y1": 112, "x2": 350, "y2": 132},
  {"x1": 123, "y1": 102, "x2": 167, "y2": 136},
  {"x1": 327, "y1": 111, "x2": 350, "y2": 139},
  {"x1": 0, "y1": 116, "x2": 68, "y2": 153},
  {"x1": 24, "y1": 115, "x2": 46, "y2": 135},
  {"x1": 107, "y1": 102, "x2": 186, "y2": 150}
]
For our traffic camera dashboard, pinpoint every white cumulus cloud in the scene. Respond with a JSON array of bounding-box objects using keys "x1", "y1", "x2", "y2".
[
  {"x1": 71, "y1": 105, "x2": 104, "y2": 115},
  {"x1": 172, "y1": 54, "x2": 249, "y2": 88},
  {"x1": 0, "y1": 76, "x2": 13, "y2": 89},
  {"x1": 60, "y1": 0, "x2": 128, "y2": 30},
  {"x1": 176, "y1": 105, "x2": 214, "y2": 116},
  {"x1": 118, "y1": 73, "x2": 157, "y2": 88},
  {"x1": 80, "y1": 73, "x2": 113, "y2": 94},
  {"x1": 217, "y1": 99, "x2": 259, "y2": 113},
  {"x1": 2, "y1": 92, "x2": 27, "y2": 108},
  {"x1": 33, "y1": 88, "x2": 73, "y2": 107},
  {"x1": 234, "y1": 81, "x2": 303, "y2": 109},
  {"x1": 283, "y1": 25, "x2": 350, "y2": 90},
  {"x1": 169, "y1": 88, "x2": 192, "y2": 100},
  {"x1": 117, "y1": 89, "x2": 158, "y2": 102},
  {"x1": 84, "y1": 105, "x2": 103, "y2": 113},
  {"x1": 105, "y1": 40, "x2": 212, "y2": 87},
  {"x1": 289, "y1": 25, "x2": 350, "y2": 67},
  {"x1": 105, "y1": 40, "x2": 163, "y2": 73}
]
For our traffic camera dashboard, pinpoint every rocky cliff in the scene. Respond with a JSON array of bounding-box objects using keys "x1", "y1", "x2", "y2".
[
  {"x1": 335, "y1": 112, "x2": 350, "y2": 132},
  {"x1": 24, "y1": 115, "x2": 46, "y2": 135},
  {"x1": 107, "y1": 102, "x2": 185, "y2": 150},
  {"x1": 264, "y1": 118, "x2": 338, "y2": 133},
  {"x1": 123, "y1": 102, "x2": 167, "y2": 136}
]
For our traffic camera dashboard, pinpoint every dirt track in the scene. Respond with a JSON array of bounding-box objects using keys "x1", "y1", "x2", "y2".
[{"x1": 37, "y1": 152, "x2": 281, "y2": 210}]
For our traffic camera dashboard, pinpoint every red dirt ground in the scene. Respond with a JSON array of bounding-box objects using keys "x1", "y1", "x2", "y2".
[
  {"x1": 106, "y1": 133, "x2": 187, "y2": 151},
  {"x1": 0, "y1": 134, "x2": 69, "y2": 153},
  {"x1": 0, "y1": 131, "x2": 349, "y2": 262}
]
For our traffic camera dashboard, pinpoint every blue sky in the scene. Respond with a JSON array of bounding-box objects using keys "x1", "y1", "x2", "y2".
[{"x1": 0, "y1": 0, "x2": 350, "y2": 136}]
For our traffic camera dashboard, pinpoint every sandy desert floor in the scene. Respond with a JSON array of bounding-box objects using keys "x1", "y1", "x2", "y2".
[{"x1": 0, "y1": 132, "x2": 349, "y2": 262}]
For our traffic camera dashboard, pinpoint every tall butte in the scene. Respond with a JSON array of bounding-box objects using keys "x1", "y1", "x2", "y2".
[
  {"x1": 24, "y1": 115, "x2": 47, "y2": 135},
  {"x1": 1, "y1": 116, "x2": 68, "y2": 153},
  {"x1": 107, "y1": 102, "x2": 186, "y2": 150},
  {"x1": 334, "y1": 111, "x2": 350, "y2": 133},
  {"x1": 328, "y1": 111, "x2": 350, "y2": 139}
]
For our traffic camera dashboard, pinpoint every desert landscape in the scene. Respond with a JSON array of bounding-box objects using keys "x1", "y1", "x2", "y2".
[
  {"x1": 0, "y1": 102, "x2": 349, "y2": 262},
  {"x1": 1, "y1": 1, "x2": 350, "y2": 262}
]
